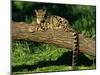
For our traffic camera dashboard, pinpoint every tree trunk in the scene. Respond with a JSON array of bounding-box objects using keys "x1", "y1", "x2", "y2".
[{"x1": 12, "y1": 22, "x2": 96, "y2": 57}]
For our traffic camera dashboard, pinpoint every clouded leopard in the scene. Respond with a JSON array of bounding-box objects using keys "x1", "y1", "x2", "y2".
[{"x1": 33, "y1": 9, "x2": 79, "y2": 69}]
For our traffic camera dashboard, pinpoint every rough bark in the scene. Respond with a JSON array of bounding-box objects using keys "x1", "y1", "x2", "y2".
[{"x1": 12, "y1": 22, "x2": 96, "y2": 57}]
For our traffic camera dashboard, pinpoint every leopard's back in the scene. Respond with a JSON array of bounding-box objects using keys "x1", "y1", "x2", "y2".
[{"x1": 45, "y1": 15, "x2": 74, "y2": 31}]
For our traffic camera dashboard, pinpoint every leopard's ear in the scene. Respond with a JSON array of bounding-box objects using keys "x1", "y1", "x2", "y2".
[
  {"x1": 35, "y1": 9, "x2": 37, "y2": 14},
  {"x1": 43, "y1": 9, "x2": 46, "y2": 14}
]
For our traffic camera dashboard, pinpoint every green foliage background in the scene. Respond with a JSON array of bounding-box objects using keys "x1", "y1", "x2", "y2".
[{"x1": 12, "y1": 1, "x2": 96, "y2": 74}]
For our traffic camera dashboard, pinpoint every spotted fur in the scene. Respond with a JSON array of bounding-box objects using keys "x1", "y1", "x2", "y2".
[{"x1": 34, "y1": 9, "x2": 79, "y2": 68}]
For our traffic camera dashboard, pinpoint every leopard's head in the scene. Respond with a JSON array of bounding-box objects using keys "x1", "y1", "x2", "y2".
[{"x1": 35, "y1": 9, "x2": 46, "y2": 24}]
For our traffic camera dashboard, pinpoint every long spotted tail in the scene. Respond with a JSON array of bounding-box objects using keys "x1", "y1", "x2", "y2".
[{"x1": 72, "y1": 31, "x2": 79, "y2": 69}]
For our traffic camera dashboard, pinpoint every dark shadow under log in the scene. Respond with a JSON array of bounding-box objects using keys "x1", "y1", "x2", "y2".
[{"x1": 12, "y1": 22, "x2": 96, "y2": 57}]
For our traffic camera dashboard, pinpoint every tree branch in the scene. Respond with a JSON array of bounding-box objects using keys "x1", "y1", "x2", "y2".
[{"x1": 12, "y1": 22, "x2": 96, "y2": 57}]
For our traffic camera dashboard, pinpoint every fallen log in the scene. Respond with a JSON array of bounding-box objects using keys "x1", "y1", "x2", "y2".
[{"x1": 12, "y1": 22, "x2": 96, "y2": 57}]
